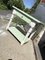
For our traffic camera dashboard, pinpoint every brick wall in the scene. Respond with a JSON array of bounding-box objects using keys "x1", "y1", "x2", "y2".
[{"x1": 41, "y1": 0, "x2": 45, "y2": 3}]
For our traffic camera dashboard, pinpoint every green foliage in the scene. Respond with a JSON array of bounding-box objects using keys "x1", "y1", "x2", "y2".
[
  {"x1": 29, "y1": 0, "x2": 41, "y2": 14},
  {"x1": 0, "y1": 0, "x2": 25, "y2": 10},
  {"x1": 24, "y1": 0, "x2": 41, "y2": 14},
  {"x1": 0, "y1": 3, "x2": 8, "y2": 10},
  {"x1": 33, "y1": 0, "x2": 41, "y2": 9},
  {"x1": 7, "y1": 0, "x2": 25, "y2": 10},
  {"x1": 0, "y1": 0, "x2": 3, "y2": 3},
  {"x1": 24, "y1": 8, "x2": 31, "y2": 14},
  {"x1": 2, "y1": 0, "x2": 9, "y2": 4},
  {"x1": 0, "y1": 0, "x2": 41, "y2": 14}
]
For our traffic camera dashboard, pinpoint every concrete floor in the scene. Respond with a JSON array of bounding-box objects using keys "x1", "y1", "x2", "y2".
[
  {"x1": 0, "y1": 19, "x2": 36, "y2": 60},
  {"x1": 0, "y1": 30, "x2": 36, "y2": 60}
]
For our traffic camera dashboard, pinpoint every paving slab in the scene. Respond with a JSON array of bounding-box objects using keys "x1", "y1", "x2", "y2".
[{"x1": 0, "y1": 30, "x2": 36, "y2": 60}]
